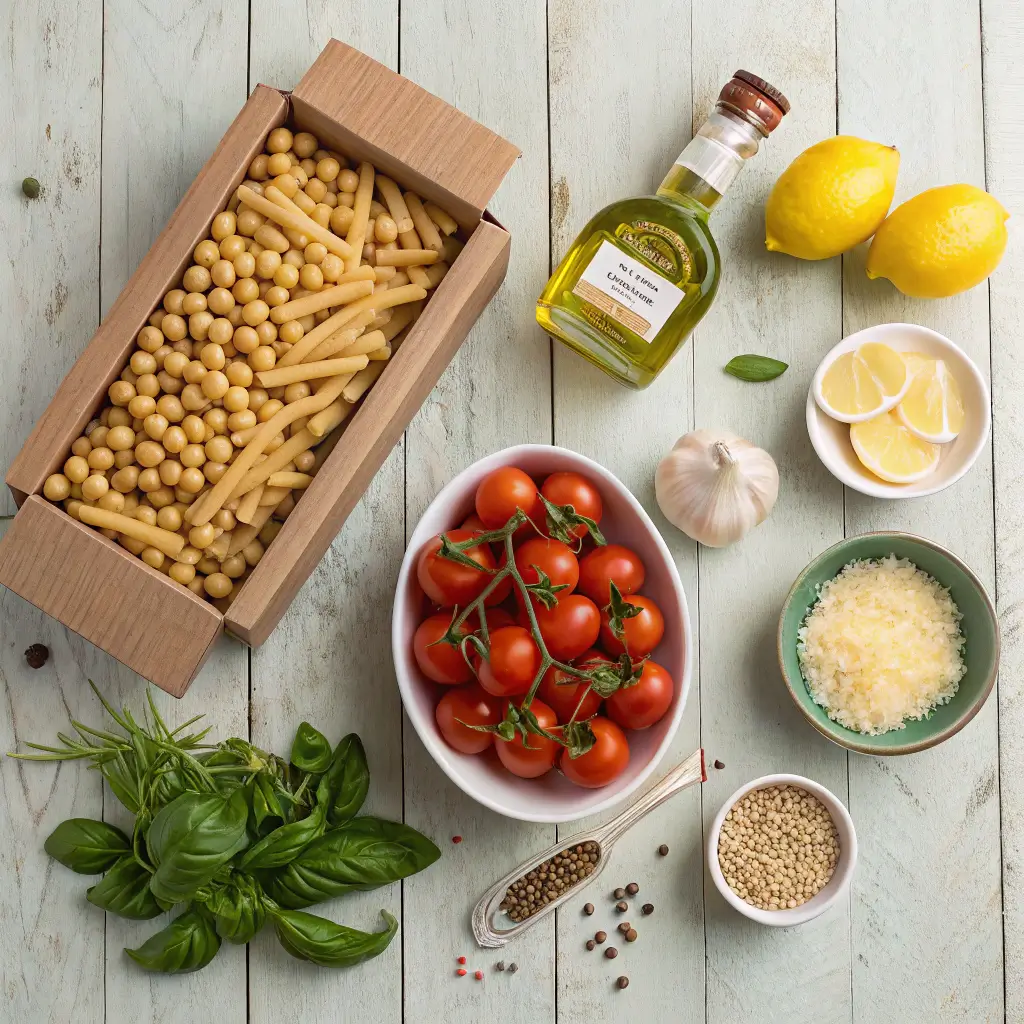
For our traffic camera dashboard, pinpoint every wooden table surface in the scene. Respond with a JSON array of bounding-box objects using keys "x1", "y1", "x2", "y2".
[{"x1": 1, "y1": 2, "x2": 1021, "y2": 1021}]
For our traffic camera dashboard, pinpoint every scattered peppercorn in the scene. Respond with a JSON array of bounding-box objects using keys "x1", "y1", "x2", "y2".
[
  {"x1": 641, "y1": 903, "x2": 654, "y2": 915},
  {"x1": 495, "y1": 960, "x2": 505, "y2": 971},
  {"x1": 658, "y1": 844, "x2": 669, "y2": 856},
  {"x1": 456, "y1": 968, "x2": 467, "y2": 977},
  {"x1": 714, "y1": 759, "x2": 726, "y2": 770},
  {"x1": 717, "y1": 783, "x2": 840, "y2": 911},
  {"x1": 626, "y1": 882, "x2": 639, "y2": 896},
  {"x1": 605, "y1": 947, "x2": 618, "y2": 959},
  {"x1": 457, "y1": 955, "x2": 466, "y2": 965},
  {"x1": 617, "y1": 921, "x2": 631, "y2": 934},
  {"x1": 499, "y1": 841, "x2": 599, "y2": 922},
  {"x1": 474, "y1": 970, "x2": 483, "y2": 981},
  {"x1": 613, "y1": 887, "x2": 626, "y2": 899},
  {"x1": 615, "y1": 900, "x2": 628, "y2": 913},
  {"x1": 595, "y1": 930, "x2": 607, "y2": 943},
  {"x1": 583, "y1": 902, "x2": 594, "y2": 915},
  {"x1": 452, "y1": 835, "x2": 463, "y2": 843},
  {"x1": 24, "y1": 644, "x2": 49, "y2": 669},
  {"x1": 617, "y1": 976, "x2": 629, "y2": 990},
  {"x1": 22, "y1": 177, "x2": 41, "y2": 199},
  {"x1": 586, "y1": 939, "x2": 596, "y2": 951},
  {"x1": 507, "y1": 963, "x2": 518, "y2": 974},
  {"x1": 625, "y1": 928, "x2": 637, "y2": 942}
]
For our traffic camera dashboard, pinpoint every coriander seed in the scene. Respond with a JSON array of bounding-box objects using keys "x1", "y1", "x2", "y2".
[
  {"x1": 617, "y1": 976, "x2": 629, "y2": 990},
  {"x1": 615, "y1": 900, "x2": 628, "y2": 913},
  {"x1": 500, "y1": 841, "x2": 599, "y2": 922},
  {"x1": 595, "y1": 930, "x2": 607, "y2": 943},
  {"x1": 617, "y1": 922, "x2": 631, "y2": 934},
  {"x1": 605, "y1": 947, "x2": 618, "y2": 959},
  {"x1": 583, "y1": 903, "x2": 594, "y2": 916},
  {"x1": 625, "y1": 928, "x2": 637, "y2": 942},
  {"x1": 626, "y1": 882, "x2": 639, "y2": 896},
  {"x1": 613, "y1": 887, "x2": 626, "y2": 899},
  {"x1": 586, "y1": 939, "x2": 596, "y2": 951}
]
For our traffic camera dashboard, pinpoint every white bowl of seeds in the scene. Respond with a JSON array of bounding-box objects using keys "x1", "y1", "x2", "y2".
[{"x1": 707, "y1": 774, "x2": 857, "y2": 927}]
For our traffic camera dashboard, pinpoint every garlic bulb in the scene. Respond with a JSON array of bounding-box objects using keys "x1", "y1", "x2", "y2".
[{"x1": 654, "y1": 430, "x2": 779, "y2": 547}]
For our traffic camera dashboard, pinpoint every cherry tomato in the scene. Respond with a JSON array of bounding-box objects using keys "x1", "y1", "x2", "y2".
[
  {"x1": 417, "y1": 529, "x2": 496, "y2": 607},
  {"x1": 435, "y1": 684, "x2": 502, "y2": 754},
  {"x1": 495, "y1": 698, "x2": 560, "y2": 778},
  {"x1": 560, "y1": 716, "x2": 630, "y2": 788},
  {"x1": 600, "y1": 594, "x2": 665, "y2": 658},
  {"x1": 577, "y1": 544, "x2": 646, "y2": 605},
  {"x1": 475, "y1": 466, "x2": 543, "y2": 530},
  {"x1": 606, "y1": 660, "x2": 674, "y2": 730},
  {"x1": 465, "y1": 606, "x2": 515, "y2": 633},
  {"x1": 461, "y1": 512, "x2": 488, "y2": 534},
  {"x1": 478, "y1": 626, "x2": 541, "y2": 697},
  {"x1": 413, "y1": 613, "x2": 474, "y2": 684},
  {"x1": 540, "y1": 472, "x2": 603, "y2": 539},
  {"x1": 537, "y1": 649, "x2": 608, "y2": 722},
  {"x1": 514, "y1": 537, "x2": 579, "y2": 598},
  {"x1": 528, "y1": 594, "x2": 601, "y2": 661}
]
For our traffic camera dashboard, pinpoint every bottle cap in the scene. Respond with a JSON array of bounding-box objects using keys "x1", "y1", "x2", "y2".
[{"x1": 718, "y1": 71, "x2": 790, "y2": 136}]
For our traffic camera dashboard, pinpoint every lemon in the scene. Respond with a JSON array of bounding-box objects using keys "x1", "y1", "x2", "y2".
[
  {"x1": 896, "y1": 356, "x2": 965, "y2": 443},
  {"x1": 765, "y1": 136, "x2": 900, "y2": 260},
  {"x1": 866, "y1": 184, "x2": 1009, "y2": 298},
  {"x1": 814, "y1": 342, "x2": 909, "y2": 422},
  {"x1": 850, "y1": 410, "x2": 941, "y2": 483}
]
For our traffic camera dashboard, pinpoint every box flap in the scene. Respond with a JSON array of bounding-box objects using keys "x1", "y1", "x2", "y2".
[
  {"x1": 0, "y1": 497, "x2": 222, "y2": 697},
  {"x1": 290, "y1": 39, "x2": 519, "y2": 230}
]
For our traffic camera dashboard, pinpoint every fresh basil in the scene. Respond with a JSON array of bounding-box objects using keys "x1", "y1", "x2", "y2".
[
  {"x1": 240, "y1": 802, "x2": 326, "y2": 871},
  {"x1": 724, "y1": 354, "x2": 789, "y2": 382},
  {"x1": 86, "y1": 855, "x2": 164, "y2": 920},
  {"x1": 203, "y1": 876, "x2": 267, "y2": 944},
  {"x1": 44, "y1": 817, "x2": 131, "y2": 874},
  {"x1": 259, "y1": 817, "x2": 441, "y2": 910},
  {"x1": 147, "y1": 790, "x2": 249, "y2": 904},
  {"x1": 125, "y1": 908, "x2": 222, "y2": 974},
  {"x1": 271, "y1": 907, "x2": 398, "y2": 968},
  {"x1": 250, "y1": 772, "x2": 286, "y2": 837},
  {"x1": 316, "y1": 734, "x2": 369, "y2": 826},
  {"x1": 290, "y1": 722, "x2": 333, "y2": 774}
]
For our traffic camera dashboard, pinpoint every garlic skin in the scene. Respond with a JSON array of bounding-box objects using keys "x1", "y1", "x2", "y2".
[{"x1": 655, "y1": 430, "x2": 779, "y2": 547}]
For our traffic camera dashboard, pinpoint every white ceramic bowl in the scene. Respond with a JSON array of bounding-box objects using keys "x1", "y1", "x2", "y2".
[
  {"x1": 806, "y1": 322, "x2": 990, "y2": 499},
  {"x1": 707, "y1": 774, "x2": 857, "y2": 927},
  {"x1": 392, "y1": 444, "x2": 692, "y2": 824}
]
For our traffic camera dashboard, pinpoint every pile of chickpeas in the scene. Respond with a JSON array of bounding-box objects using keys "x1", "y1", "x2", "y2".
[{"x1": 42, "y1": 124, "x2": 461, "y2": 605}]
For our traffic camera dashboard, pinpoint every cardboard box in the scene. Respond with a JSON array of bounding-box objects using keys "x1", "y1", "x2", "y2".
[{"x1": 0, "y1": 40, "x2": 519, "y2": 696}]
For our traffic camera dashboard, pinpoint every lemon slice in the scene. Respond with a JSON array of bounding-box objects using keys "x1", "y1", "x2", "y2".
[
  {"x1": 814, "y1": 342, "x2": 909, "y2": 423},
  {"x1": 896, "y1": 357, "x2": 965, "y2": 443},
  {"x1": 850, "y1": 410, "x2": 941, "y2": 483}
]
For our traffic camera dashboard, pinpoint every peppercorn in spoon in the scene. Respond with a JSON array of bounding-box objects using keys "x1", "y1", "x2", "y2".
[{"x1": 471, "y1": 749, "x2": 705, "y2": 948}]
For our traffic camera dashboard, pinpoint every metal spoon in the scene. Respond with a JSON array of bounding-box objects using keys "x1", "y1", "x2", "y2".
[{"x1": 471, "y1": 748, "x2": 706, "y2": 948}]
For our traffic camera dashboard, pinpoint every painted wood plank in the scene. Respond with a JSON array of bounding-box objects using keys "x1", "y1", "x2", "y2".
[
  {"x1": 546, "y1": 3, "x2": 705, "y2": 1020},
  {"x1": 689, "y1": 10, "x2": 851, "y2": 1024},
  {"x1": 245, "y1": 7, "x2": 406, "y2": 1024},
  {"x1": 984, "y1": 2, "x2": 1024, "y2": 1018},
  {"x1": 397, "y1": 3, "x2": 554, "y2": 1021},
  {"x1": 96, "y1": 0, "x2": 251, "y2": 1016},
  {"x1": 1, "y1": 0, "x2": 102, "y2": 518},
  {"x1": 836, "y1": 2, "x2": 1002, "y2": 1020}
]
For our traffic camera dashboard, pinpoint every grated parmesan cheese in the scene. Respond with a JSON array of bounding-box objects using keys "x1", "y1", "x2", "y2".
[{"x1": 796, "y1": 555, "x2": 966, "y2": 735}]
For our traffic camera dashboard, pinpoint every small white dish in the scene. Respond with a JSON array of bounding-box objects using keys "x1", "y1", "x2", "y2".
[
  {"x1": 392, "y1": 444, "x2": 693, "y2": 824},
  {"x1": 806, "y1": 322, "x2": 990, "y2": 499},
  {"x1": 707, "y1": 773, "x2": 857, "y2": 927}
]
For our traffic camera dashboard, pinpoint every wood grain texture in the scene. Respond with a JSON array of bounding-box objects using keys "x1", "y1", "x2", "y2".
[
  {"x1": 246, "y1": 7, "x2": 406, "y2": 1023},
  {"x1": 837, "y1": 2, "x2": 1002, "y2": 1019},
  {"x1": 398, "y1": 2, "x2": 555, "y2": 1021},
  {"x1": 985, "y1": 2, "x2": 1024, "y2": 1017},
  {"x1": 546, "y1": 2, "x2": 704, "y2": 1020},
  {"x1": 690, "y1": 6, "x2": 852, "y2": 1023},
  {"x1": 0, "y1": 0, "x2": 102, "y2": 516}
]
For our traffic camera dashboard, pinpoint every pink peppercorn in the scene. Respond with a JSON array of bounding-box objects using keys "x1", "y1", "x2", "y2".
[
  {"x1": 474, "y1": 970, "x2": 483, "y2": 980},
  {"x1": 456, "y1": 968, "x2": 467, "y2": 977}
]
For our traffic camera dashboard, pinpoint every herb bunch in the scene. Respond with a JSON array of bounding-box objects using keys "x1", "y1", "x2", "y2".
[{"x1": 10, "y1": 685, "x2": 440, "y2": 974}]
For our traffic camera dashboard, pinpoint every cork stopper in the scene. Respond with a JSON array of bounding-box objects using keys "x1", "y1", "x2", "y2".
[{"x1": 718, "y1": 70, "x2": 790, "y2": 136}]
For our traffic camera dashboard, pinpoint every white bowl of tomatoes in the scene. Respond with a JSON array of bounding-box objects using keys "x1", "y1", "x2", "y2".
[{"x1": 392, "y1": 444, "x2": 693, "y2": 823}]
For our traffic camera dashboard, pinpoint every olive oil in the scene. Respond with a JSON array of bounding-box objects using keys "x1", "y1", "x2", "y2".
[{"x1": 538, "y1": 71, "x2": 789, "y2": 389}]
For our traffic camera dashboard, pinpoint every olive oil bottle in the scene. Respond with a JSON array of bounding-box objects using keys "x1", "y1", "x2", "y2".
[{"x1": 537, "y1": 71, "x2": 789, "y2": 389}]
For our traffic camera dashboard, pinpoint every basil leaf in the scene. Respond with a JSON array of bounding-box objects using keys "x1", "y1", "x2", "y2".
[
  {"x1": 259, "y1": 817, "x2": 441, "y2": 910},
  {"x1": 146, "y1": 790, "x2": 249, "y2": 904},
  {"x1": 316, "y1": 734, "x2": 369, "y2": 827},
  {"x1": 290, "y1": 722, "x2": 333, "y2": 774},
  {"x1": 203, "y1": 876, "x2": 268, "y2": 944},
  {"x1": 125, "y1": 907, "x2": 221, "y2": 974},
  {"x1": 271, "y1": 907, "x2": 397, "y2": 968},
  {"x1": 250, "y1": 772, "x2": 286, "y2": 836},
  {"x1": 86, "y1": 855, "x2": 164, "y2": 919},
  {"x1": 44, "y1": 818, "x2": 131, "y2": 874},
  {"x1": 724, "y1": 354, "x2": 788, "y2": 382},
  {"x1": 240, "y1": 803, "x2": 326, "y2": 871}
]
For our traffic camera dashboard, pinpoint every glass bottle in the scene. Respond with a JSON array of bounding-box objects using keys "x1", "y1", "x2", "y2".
[{"x1": 537, "y1": 71, "x2": 789, "y2": 390}]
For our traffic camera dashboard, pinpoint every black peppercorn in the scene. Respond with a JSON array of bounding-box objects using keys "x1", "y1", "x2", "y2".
[
  {"x1": 658, "y1": 844, "x2": 669, "y2": 856},
  {"x1": 617, "y1": 921, "x2": 631, "y2": 934},
  {"x1": 605, "y1": 947, "x2": 618, "y2": 959},
  {"x1": 586, "y1": 939, "x2": 596, "y2": 951},
  {"x1": 24, "y1": 644, "x2": 49, "y2": 669},
  {"x1": 595, "y1": 930, "x2": 607, "y2": 943},
  {"x1": 615, "y1": 900, "x2": 628, "y2": 912},
  {"x1": 626, "y1": 882, "x2": 639, "y2": 896},
  {"x1": 507, "y1": 963, "x2": 518, "y2": 974},
  {"x1": 613, "y1": 887, "x2": 626, "y2": 899},
  {"x1": 583, "y1": 902, "x2": 594, "y2": 915},
  {"x1": 642, "y1": 903, "x2": 654, "y2": 915},
  {"x1": 495, "y1": 961, "x2": 505, "y2": 972},
  {"x1": 617, "y1": 976, "x2": 629, "y2": 990},
  {"x1": 714, "y1": 759, "x2": 726, "y2": 770}
]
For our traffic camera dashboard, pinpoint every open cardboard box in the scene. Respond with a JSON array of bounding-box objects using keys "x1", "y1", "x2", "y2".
[{"x1": 0, "y1": 40, "x2": 519, "y2": 697}]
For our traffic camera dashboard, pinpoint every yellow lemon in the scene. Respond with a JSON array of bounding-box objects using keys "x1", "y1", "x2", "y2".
[
  {"x1": 896, "y1": 356, "x2": 965, "y2": 443},
  {"x1": 850, "y1": 410, "x2": 941, "y2": 483},
  {"x1": 866, "y1": 184, "x2": 1009, "y2": 298},
  {"x1": 765, "y1": 136, "x2": 900, "y2": 260},
  {"x1": 814, "y1": 342, "x2": 909, "y2": 423}
]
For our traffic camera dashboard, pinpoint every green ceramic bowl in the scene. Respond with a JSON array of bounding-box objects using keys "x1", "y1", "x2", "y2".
[{"x1": 778, "y1": 532, "x2": 999, "y2": 755}]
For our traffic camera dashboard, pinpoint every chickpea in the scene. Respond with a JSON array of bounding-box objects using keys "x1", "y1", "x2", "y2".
[
  {"x1": 203, "y1": 461, "x2": 228, "y2": 484},
  {"x1": 108, "y1": 380, "x2": 136, "y2": 407},
  {"x1": 276, "y1": 493, "x2": 295, "y2": 518},
  {"x1": 148, "y1": 400, "x2": 179, "y2": 429},
  {"x1": 213, "y1": 508, "x2": 237, "y2": 532},
  {"x1": 248, "y1": 153, "x2": 270, "y2": 180},
  {"x1": 362, "y1": 242, "x2": 376, "y2": 264},
  {"x1": 43, "y1": 474, "x2": 72, "y2": 501},
  {"x1": 148, "y1": 309, "x2": 166, "y2": 329},
  {"x1": 160, "y1": 314, "x2": 187, "y2": 344},
  {"x1": 257, "y1": 399, "x2": 284, "y2": 424},
  {"x1": 196, "y1": 343, "x2": 224, "y2": 373},
  {"x1": 271, "y1": 173, "x2": 299, "y2": 199},
  {"x1": 101, "y1": 424, "x2": 132, "y2": 452},
  {"x1": 136, "y1": 373, "x2": 160, "y2": 399},
  {"x1": 236, "y1": 207, "x2": 264, "y2": 237},
  {"x1": 233, "y1": 278, "x2": 261, "y2": 305},
  {"x1": 64, "y1": 455, "x2": 90, "y2": 483},
  {"x1": 137, "y1": 325, "x2": 164, "y2": 352},
  {"x1": 329, "y1": 206, "x2": 354, "y2": 237},
  {"x1": 266, "y1": 152, "x2": 291, "y2": 177},
  {"x1": 266, "y1": 126, "x2": 293, "y2": 155},
  {"x1": 255, "y1": 320, "x2": 278, "y2": 345},
  {"x1": 97, "y1": 490, "x2": 125, "y2": 514},
  {"x1": 134, "y1": 470, "x2": 159, "y2": 495},
  {"x1": 134, "y1": 440, "x2": 165, "y2": 468},
  {"x1": 148, "y1": 487, "x2": 175, "y2": 510},
  {"x1": 317, "y1": 254, "x2": 343, "y2": 284},
  {"x1": 182, "y1": 265, "x2": 212, "y2": 294},
  {"x1": 261, "y1": 285, "x2": 287, "y2": 308},
  {"x1": 153, "y1": 505, "x2": 182, "y2": 532},
  {"x1": 204, "y1": 408, "x2": 230, "y2": 435},
  {"x1": 187, "y1": 575, "x2": 207, "y2": 597},
  {"x1": 242, "y1": 300, "x2": 270, "y2": 327},
  {"x1": 374, "y1": 215, "x2": 399, "y2": 244},
  {"x1": 243, "y1": 345, "x2": 274, "y2": 374},
  {"x1": 304, "y1": 178, "x2": 327, "y2": 203},
  {"x1": 210, "y1": 259, "x2": 235, "y2": 290},
  {"x1": 283, "y1": 381, "x2": 311, "y2": 404},
  {"x1": 197, "y1": 555, "x2": 222, "y2": 576},
  {"x1": 180, "y1": 443, "x2": 207, "y2": 469},
  {"x1": 299, "y1": 264, "x2": 324, "y2": 291},
  {"x1": 200, "y1": 370, "x2": 229, "y2": 400},
  {"x1": 163, "y1": 289, "x2": 186, "y2": 316},
  {"x1": 270, "y1": 262, "x2": 298, "y2": 290},
  {"x1": 110, "y1": 466, "x2": 139, "y2": 493},
  {"x1": 219, "y1": 234, "x2": 246, "y2": 262},
  {"x1": 168, "y1": 561, "x2": 196, "y2": 585},
  {"x1": 273, "y1": 321, "x2": 301, "y2": 348},
  {"x1": 87, "y1": 446, "x2": 115, "y2": 472},
  {"x1": 227, "y1": 410, "x2": 256, "y2": 434},
  {"x1": 189, "y1": 523, "x2": 217, "y2": 550},
  {"x1": 136, "y1": 546, "x2": 164, "y2": 571},
  {"x1": 335, "y1": 191, "x2": 354, "y2": 209},
  {"x1": 182, "y1": 291, "x2": 207, "y2": 316},
  {"x1": 127, "y1": 350, "x2": 156, "y2": 378},
  {"x1": 255, "y1": 249, "x2": 282, "y2": 280},
  {"x1": 81, "y1": 474, "x2": 109, "y2": 501},
  {"x1": 215, "y1": 386, "x2": 246, "y2": 415},
  {"x1": 211, "y1": 211, "x2": 237, "y2": 242},
  {"x1": 232, "y1": 251, "x2": 256, "y2": 280},
  {"x1": 204, "y1": 572, "x2": 233, "y2": 599},
  {"x1": 113, "y1": 449, "x2": 135, "y2": 469},
  {"x1": 180, "y1": 416, "x2": 206, "y2": 445},
  {"x1": 218, "y1": 553, "x2": 245, "y2": 580},
  {"x1": 202, "y1": 437, "x2": 232, "y2": 466},
  {"x1": 293, "y1": 132, "x2": 317, "y2": 159},
  {"x1": 222, "y1": 361, "x2": 252, "y2": 388},
  {"x1": 178, "y1": 466, "x2": 206, "y2": 494},
  {"x1": 207, "y1": 287, "x2": 236, "y2": 316},
  {"x1": 127, "y1": 395, "x2": 155, "y2": 421},
  {"x1": 71, "y1": 436, "x2": 93, "y2": 458},
  {"x1": 187, "y1": 310, "x2": 213, "y2": 342},
  {"x1": 181, "y1": 383, "x2": 207, "y2": 412},
  {"x1": 159, "y1": 350, "x2": 187, "y2": 380},
  {"x1": 157, "y1": 459, "x2": 182, "y2": 487}
]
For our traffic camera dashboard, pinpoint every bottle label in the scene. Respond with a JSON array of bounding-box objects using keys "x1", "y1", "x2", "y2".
[
  {"x1": 573, "y1": 240, "x2": 685, "y2": 342},
  {"x1": 674, "y1": 135, "x2": 743, "y2": 194}
]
